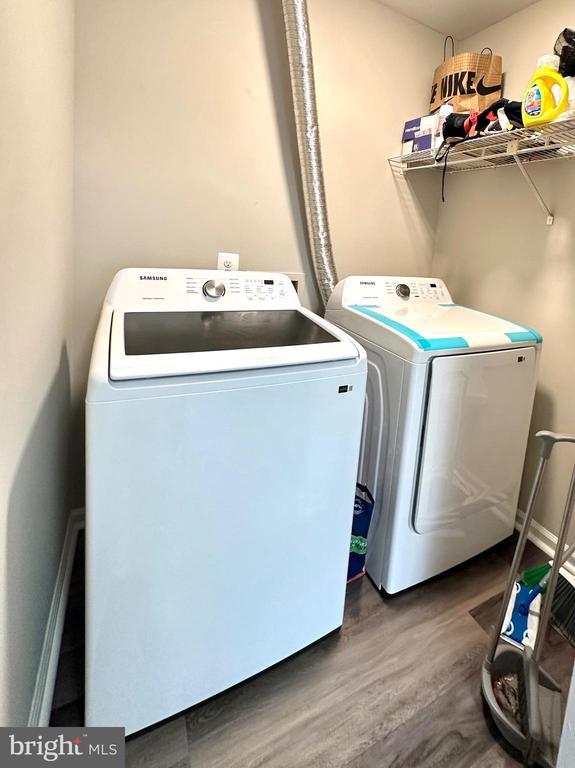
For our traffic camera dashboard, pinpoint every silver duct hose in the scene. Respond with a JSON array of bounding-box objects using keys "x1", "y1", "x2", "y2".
[{"x1": 282, "y1": 0, "x2": 338, "y2": 306}]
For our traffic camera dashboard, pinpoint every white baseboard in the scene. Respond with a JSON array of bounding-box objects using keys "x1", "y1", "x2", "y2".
[
  {"x1": 515, "y1": 508, "x2": 575, "y2": 581},
  {"x1": 27, "y1": 508, "x2": 85, "y2": 727}
]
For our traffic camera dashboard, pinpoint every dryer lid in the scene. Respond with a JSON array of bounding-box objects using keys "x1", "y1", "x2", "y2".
[
  {"x1": 326, "y1": 276, "x2": 542, "y2": 363},
  {"x1": 109, "y1": 308, "x2": 359, "y2": 380},
  {"x1": 345, "y1": 303, "x2": 541, "y2": 361}
]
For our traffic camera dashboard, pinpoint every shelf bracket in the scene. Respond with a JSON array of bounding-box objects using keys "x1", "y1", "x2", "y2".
[{"x1": 509, "y1": 141, "x2": 554, "y2": 225}]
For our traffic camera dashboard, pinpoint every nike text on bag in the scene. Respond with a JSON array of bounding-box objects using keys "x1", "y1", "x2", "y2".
[{"x1": 430, "y1": 48, "x2": 503, "y2": 113}]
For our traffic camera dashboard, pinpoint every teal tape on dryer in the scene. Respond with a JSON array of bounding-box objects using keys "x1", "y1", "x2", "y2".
[{"x1": 505, "y1": 330, "x2": 543, "y2": 344}]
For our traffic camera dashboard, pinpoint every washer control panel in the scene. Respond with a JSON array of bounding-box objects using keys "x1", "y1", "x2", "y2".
[
  {"x1": 342, "y1": 276, "x2": 452, "y2": 308},
  {"x1": 186, "y1": 274, "x2": 290, "y2": 303},
  {"x1": 106, "y1": 269, "x2": 299, "y2": 310}
]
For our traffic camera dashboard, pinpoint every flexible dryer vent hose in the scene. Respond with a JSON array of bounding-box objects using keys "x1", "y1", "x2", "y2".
[{"x1": 282, "y1": 0, "x2": 338, "y2": 306}]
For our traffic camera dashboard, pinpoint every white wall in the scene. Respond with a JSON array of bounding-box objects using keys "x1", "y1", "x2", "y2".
[
  {"x1": 0, "y1": 0, "x2": 74, "y2": 726},
  {"x1": 310, "y1": 0, "x2": 441, "y2": 280},
  {"x1": 71, "y1": 0, "x2": 442, "y2": 501},
  {"x1": 433, "y1": 0, "x2": 575, "y2": 537}
]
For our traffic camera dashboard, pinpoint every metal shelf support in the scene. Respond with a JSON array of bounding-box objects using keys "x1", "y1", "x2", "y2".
[
  {"x1": 389, "y1": 117, "x2": 575, "y2": 224},
  {"x1": 509, "y1": 141, "x2": 554, "y2": 226}
]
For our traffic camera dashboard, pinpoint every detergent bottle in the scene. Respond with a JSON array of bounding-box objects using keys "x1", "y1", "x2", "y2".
[{"x1": 522, "y1": 54, "x2": 569, "y2": 126}]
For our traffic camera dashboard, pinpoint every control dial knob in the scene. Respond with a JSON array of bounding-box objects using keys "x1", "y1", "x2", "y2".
[
  {"x1": 202, "y1": 279, "x2": 226, "y2": 299},
  {"x1": 396, "y1": 283, "x2": 410, "y2": 300}
]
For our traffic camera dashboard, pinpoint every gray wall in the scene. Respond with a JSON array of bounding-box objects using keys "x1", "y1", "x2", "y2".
[
  {"x1": 0, "y1": 0, "x2": 74, "y2": 725},
  {"x1": 70, "y1": 0, "x2": 442, "y2": 503}
]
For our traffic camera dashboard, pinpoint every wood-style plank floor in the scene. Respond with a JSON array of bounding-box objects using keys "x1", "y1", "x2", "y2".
[{"x1": 50, "y1": 534, "x2": 575, "y2": 767}]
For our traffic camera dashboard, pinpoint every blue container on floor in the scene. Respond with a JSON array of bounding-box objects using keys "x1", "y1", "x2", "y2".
[{"x1": 348, "y1": 484, "x2": 374, "y2": 582}]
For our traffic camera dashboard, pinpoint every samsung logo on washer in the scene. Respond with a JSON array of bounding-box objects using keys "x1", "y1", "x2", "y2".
[
  {"x1": 139, "y1": 275, "x2": 167, "y2": 281},
  {"x1": 359, "y1": 281, "x2": 375, "y2": 286}
]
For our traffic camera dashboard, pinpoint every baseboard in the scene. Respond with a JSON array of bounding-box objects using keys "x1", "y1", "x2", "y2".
[
  {"x1": 515, "y1": 508, "x2": 575, "y2": 580},
  {"x1": 27, "y1": 508, "x2": 85, "y2": 727}
]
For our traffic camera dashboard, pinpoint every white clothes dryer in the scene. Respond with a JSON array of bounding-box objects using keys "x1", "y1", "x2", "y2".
[
  {"x1": 326, "y1": 276, "x2": 541, "y2": 594},
  {"x1": 86, "y1": 268, "x2": 366, "y2": 734}
]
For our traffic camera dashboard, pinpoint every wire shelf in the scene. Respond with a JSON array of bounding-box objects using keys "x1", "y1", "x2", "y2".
[{"x1": 388, "y1": 117, "x2": 575, "y2": 174}]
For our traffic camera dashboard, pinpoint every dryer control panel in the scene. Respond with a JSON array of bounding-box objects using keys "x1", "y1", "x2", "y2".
[
  {"x1": 105, "y1": 268, "x2": 300, "y2": 311},
  {"x1": 340, "y1": 276, "x2": 452, "y2": 308}
]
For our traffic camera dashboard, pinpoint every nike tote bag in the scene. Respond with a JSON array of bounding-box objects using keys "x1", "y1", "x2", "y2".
[{"x1": 430, "y1": 37, "x2": 503, "y2": 114}]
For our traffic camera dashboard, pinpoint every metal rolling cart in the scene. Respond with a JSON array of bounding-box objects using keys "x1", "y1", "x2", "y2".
[{"x1": 482, "y1": 430, "x2": 575, "y2": 767}]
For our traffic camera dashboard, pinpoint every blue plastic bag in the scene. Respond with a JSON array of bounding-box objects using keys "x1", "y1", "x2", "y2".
[{"x1": 348, "y1": 484, "x2": 374, "y2": 582}]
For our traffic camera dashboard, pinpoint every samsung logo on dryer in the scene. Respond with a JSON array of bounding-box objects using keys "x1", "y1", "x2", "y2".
[
  {"x1": 139, "y1": 275, "x2": 167, "y2": 281},
  {"x1": 359, "y1": 281, "x2": 376, "y2": 285}
]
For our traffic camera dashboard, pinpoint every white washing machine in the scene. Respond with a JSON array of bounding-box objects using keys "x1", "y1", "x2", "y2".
[
  {"x1": 326, "y1": 276, "x2": 541, "y2": 594},
  {"x1": 86, "y1": 268, "x2": 366, "y2": 734}
]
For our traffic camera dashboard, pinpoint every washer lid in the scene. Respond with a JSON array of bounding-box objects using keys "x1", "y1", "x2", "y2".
[
  {"x1": 346, "y1": 303, "x2": 541, "y2": 361},
  {"x1": 109, "y1": 308, "x2": 359, "y2": 379}
]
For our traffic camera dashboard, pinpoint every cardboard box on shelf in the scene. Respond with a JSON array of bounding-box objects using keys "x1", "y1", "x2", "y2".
[{"x1": 401, "y1": 105, "x2": 454, "y2": 155}]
